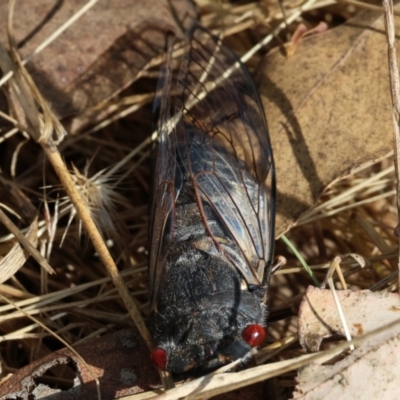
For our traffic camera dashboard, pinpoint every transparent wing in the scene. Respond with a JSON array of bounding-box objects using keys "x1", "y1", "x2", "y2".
[
  {"x1": 150, "y1": 24, "x2": 275, "y2": 309},
  {"x1": 149, "y1": 34, "x2": 183, "y2": 310},
  {"x1": 174, "y1": 24, "x2": 275, "y2": 285}
]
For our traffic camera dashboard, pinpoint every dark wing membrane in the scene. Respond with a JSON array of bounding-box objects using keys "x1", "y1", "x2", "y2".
[
  {"x1": 174, "y1": 24, "x2": 275, "y2": 285},
  {"x1": 149, "y1": 35, "x2": 183, "y2": 310}
]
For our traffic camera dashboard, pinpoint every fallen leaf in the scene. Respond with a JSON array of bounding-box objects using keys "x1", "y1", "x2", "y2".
[
  {"x1": 258, "y1": 9, "x2": 396, "y2": 236},
  {"x1": 294, "y1": 332, "x2": 400, "y2": 399},
  {"x1": 0, "y1": 0, "x2": 197, "y2": 121},
  {"x1": 0, "y1": 328, "x2": 160, "y2": 399},
  {"x1": 294, "y1": 287, "x2": 400, "y2": 399},
  {"x1": 298, "y1": 286, "x2": 400, "y2": 352}
]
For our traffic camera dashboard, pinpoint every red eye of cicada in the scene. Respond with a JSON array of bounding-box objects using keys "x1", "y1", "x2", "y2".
[
  {"x1": 151, "y1": 347, "x2": 168, "y2": 369},
  {"x1": 242, "y1": 324, "x2": 265, "y2": 347}
]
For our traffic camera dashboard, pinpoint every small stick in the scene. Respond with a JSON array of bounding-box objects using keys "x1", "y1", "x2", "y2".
[
  {"x1": 325, "y1": 256, "x2": 354, "y2": 351},
  {"x1": 382, "y1": 0, "x2": 400, "y2": 291}
]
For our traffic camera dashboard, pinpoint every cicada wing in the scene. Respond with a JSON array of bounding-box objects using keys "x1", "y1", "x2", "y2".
[
  {"x1": 149, "y1": 35, "x2": 183, "y2": 311},
  {"x1": 175, "y1": 24, "x2": 275, "y2": 285}
]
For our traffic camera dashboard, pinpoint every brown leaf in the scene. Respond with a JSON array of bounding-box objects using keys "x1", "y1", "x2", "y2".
[
  {"x1": 0, "y1": 328, "x2": 160, "y2": 399},
  {"x1": 295, "y1": 287, "x2": 400, "y2": 399},
  {"x1": 294, "y1": 332, "x2": 400, "y2": 399},
  {"x1": 0, "y1": 0, "x2": 197, "y2": 122},
  {"x1": 258, "y1": 9, "x2": 395, "y2": 237},
  {"x1": 298, "y1": 286, "x2": 400, "y2": 352}
]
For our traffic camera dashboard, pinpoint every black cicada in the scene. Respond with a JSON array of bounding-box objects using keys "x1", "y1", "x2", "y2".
[{"x1": 148, "y1": 23, "x2": 275, "y2": 374}]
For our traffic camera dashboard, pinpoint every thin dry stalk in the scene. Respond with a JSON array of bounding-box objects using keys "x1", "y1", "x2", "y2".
[{"x1": 43, "y1": 150, "x2": 151, "y2": 345}]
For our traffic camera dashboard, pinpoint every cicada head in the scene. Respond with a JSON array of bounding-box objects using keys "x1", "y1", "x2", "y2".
[{"x1": 148, "y1": 279, "x2": 266, "y2": 374}]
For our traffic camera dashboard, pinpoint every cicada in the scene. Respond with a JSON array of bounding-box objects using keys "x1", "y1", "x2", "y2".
[{"x1": 148, "y1": 23, "x2": 275, "y2": 374}]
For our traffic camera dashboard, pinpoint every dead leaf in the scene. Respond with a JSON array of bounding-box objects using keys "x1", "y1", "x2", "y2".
[
  {"x1": 258, "y1": 9, "x2": 396, "y2": 237},
  {"x1": 0, "y1": 328, "x2": 160, "y2": 399},
  {"x1": 294, "y1": 332, "x2": 400, "y2": 399},
  {"x1": 294, "y1": 287, "x2": 400, "y2": 399},
  {"x1": 298, "y1": 286, "x2": 400, "y2": 352},
  {"x1": 0, "y1": 0, "x2": 197, "y2": 122}
]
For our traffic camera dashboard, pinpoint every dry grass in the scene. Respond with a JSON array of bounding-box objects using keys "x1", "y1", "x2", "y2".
[{"x1": 0, "y1": 0, "x2": 397, "y2": 398}]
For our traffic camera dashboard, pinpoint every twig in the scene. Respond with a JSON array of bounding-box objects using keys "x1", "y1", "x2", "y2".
[
  {"x1": 324, "y1": 256, "x2": 354, "y2": 351},
  {"x1": 42, "y1": 149, "x2": 153, "y2": 348}
]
